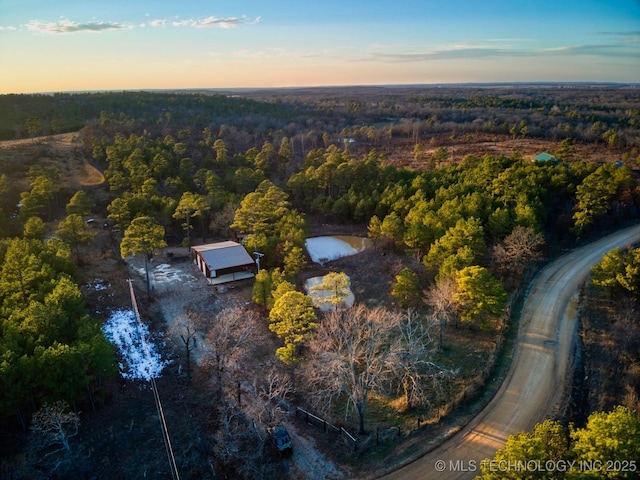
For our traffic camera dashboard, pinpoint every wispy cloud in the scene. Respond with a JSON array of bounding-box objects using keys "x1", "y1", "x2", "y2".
[
  {"x1": 25, "y1": 19, "x2": 129, "y2": 34},
  {"x1": 591, "y1": 30, "x2": 640, "y2": 45},
  {"x1": 541, "y1": 43, "x2": 639, "y2": 58},
  {"x1": 15, "y1": 15, "x2": 260, "y2": 34},
  {"x1": 592, "y1": 31, "x2": 640, "y2": 37},
  {"x1": 355, "y1": 40, "x2": 639, "y2": 63},
  {"x1": 190, "y1": 15, "x2": 260, "y2": 28},
  {"x1": 149, "y1": 19, "x2": 169, "y2": 28},
  {"x1": 355, "y1": 46, "x2": 524, "y2": 62},
  {"x1": 152, "y1": 15, "x2": 261, "y2": 29}
]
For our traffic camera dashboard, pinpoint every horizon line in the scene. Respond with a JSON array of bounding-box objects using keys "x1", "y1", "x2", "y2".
[{"x1": 2, "y1": 81, "x2": 639, "y2": 96}]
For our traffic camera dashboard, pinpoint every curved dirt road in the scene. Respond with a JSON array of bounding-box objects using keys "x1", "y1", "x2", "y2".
[{"x1": 381, "y1": 224, "x2": 640, "y2": 480}]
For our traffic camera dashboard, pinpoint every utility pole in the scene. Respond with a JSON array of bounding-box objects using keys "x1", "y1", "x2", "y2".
[{"x1": 253, "y1": 251, "x2": 264, "y2": 272}]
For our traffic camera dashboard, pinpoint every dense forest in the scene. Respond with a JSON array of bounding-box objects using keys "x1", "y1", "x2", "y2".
[
  {"x1": 2, "y1": 86, "x2": 639, "y2": 151},
  {"x1": 1, "y1": 86, "x2": 639, "y2": 479}
]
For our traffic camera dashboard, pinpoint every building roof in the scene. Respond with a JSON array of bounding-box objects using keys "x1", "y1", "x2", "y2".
[
  {"x1": 191, "y1": 241, "x2": 255, "y2": 271},
  {"x1": 533, "y1": 152, "x2": 558, "y2": 162}
]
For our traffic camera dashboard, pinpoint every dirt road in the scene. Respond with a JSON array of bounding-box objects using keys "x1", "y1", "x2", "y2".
[{"x1": 381, "y1": 224, "x2": 640, "y2": 480}]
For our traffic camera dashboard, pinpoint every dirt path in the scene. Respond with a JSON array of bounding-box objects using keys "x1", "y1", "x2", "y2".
[
  {"x1": 0, "y1": 132, "x2": 74, "y2": 147},
  {"x1": 380, "y1": 224, "x2": 640, "y2": 480},
  {"x1": 285, "y1": 420, "x2": 345, "y2": 480}
]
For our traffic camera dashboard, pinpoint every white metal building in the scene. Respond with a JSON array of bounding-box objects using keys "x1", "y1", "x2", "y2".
[{"x1": 191, "y1": 241, "x2": 256, "y2": 285}]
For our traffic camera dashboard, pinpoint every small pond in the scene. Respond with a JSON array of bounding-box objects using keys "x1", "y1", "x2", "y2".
[{"x1": 305, "y1": 235, "x2": 372, "y2": 265}]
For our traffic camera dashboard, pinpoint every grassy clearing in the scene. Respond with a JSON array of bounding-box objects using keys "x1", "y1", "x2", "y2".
[{"x1": 0, "y1": 133, "x2": 104, "y2": 190}]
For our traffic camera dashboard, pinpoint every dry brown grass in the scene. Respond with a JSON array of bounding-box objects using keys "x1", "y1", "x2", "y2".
[
  {"x1": 76, "y1": 160, "x2": 105, "y2": 186},
  {"x1": 387, "y1": 133, "x2": 628, "y2": 169},
  {"x1": 0, "y1": 132, "x2": 105, "y2": 190}
]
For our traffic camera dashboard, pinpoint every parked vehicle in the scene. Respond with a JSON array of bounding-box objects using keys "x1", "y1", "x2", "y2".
[{"x1": 272, "y1": 424, "x2": 293, "y2": 453}]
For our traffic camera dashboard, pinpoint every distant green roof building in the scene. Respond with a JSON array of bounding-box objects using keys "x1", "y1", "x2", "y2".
[{"x1": 533, "y1": 152, "x2": 558, "y2": 163}]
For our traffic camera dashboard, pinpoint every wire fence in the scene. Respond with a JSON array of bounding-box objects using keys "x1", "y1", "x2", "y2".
[{"x1": 295, "y1": 407, "x2": 359, "y2": 452}]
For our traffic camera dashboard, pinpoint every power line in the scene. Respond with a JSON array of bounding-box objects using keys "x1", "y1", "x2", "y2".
[{"x1": 128, "y1": 279, "x2": 181, "y2": 480}]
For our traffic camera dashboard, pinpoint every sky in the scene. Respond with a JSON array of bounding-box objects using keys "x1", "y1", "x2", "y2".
[{"x1": 0, "y1": 0, "x2": 639, "y2": 93}]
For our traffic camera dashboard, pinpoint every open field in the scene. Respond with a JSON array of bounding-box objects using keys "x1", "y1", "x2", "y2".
[
  {"x1": 397, "y1": 133, "x2": 625, "y2": 167},
  {"x1": 0, "y1": 133, "x2": 105, "y2": 192}
]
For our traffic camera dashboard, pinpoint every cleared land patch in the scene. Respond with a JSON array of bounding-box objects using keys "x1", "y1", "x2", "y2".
[{"x1": 0, "y1": 132, "x2": 104, "y2": 190}]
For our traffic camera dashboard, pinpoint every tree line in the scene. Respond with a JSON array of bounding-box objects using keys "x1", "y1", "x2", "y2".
[
  {"x1": 80, "y1": 125, "x2": 639, "y2": 263},
  {"x1": 3, "y1": 86, "x2": 639, "y2": 159},
  {"x1": 0, "y1": 91, "x2": 307, "y2": 141}
]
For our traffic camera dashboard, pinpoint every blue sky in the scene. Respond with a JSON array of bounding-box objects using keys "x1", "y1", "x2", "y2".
[{"x1": 0, "y1": 0, "x2": 638, "y2": 93}]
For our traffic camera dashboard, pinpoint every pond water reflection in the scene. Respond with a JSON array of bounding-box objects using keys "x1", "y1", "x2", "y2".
[{"x1": 305, "y1": 235, "x2": 372, "y2": 265}]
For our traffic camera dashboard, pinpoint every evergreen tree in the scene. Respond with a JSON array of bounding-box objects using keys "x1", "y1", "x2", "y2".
[
  {"x1": 120, "y1": 216, "x2": 167, "y2": 297},
  {"x1": 66, "y1": 190, "x2": 95, "y2": 217},
  {"x1": 269, "y1": 291, "x2": 317, "y2": 366},
  {"x1": 56, "y1": 214, "x2": 95, "y2": 261},
  {"x1": 391, "y1": 268, "x2": 421, "y2": 310},
  {"x1": 455, "y1": 266, "x2": 507, "y2": 327}
]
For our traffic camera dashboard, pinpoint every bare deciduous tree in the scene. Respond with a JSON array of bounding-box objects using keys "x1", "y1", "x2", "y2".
[
  {"x1": 245, "y1": 366, "x2": 292, "y2": 427},
  {"x1": 203, "y1": 306, "x2": 258, "y2": 402},
  {"x1": 30, "y1": 400, "x2": 80, "y2": 460},
  {"x1": 169, "y1": 309, "x2": 204, "y2": 383},
  {"x1": 424, "y1": 277, "x2": 459, "y2": 348},
  {"x1": 389, "y1": 310, "x2": 453, "y2": 410},
  {"x1": 306, "y1": 305, "x2": 457, "y2": 432},
  {"x1": 214, "y1": 400, "x2": 272, "y2": 480},
  {"x1": 209, "y1": 202, "x2": 238, "y2": 238},
  {"x1": 491, "y1": 226, "x2": 545, "y2": 287},
  {"x1": 203, "y1": 309, "x2": 287, "y2": 480},
  {"x1": 306, "y1": 304, "x2": 402, "y2": 434}
]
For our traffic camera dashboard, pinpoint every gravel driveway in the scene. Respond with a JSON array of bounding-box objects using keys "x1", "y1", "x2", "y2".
[{"x1": 126, "y1": 247, "x2": 252, "y2": 365}]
